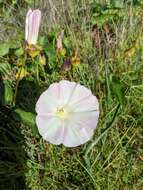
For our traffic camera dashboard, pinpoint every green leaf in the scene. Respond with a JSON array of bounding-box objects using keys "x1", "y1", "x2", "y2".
[
  {"x1": 92, "y1": 14, "x2": 116, "y2": 27},
  {"x1": 0, "y1": 80, "x2": 14, "y2": 106},
  {"x1": 45, "y1": 46, "x2": 57, "y2": 68},
  {"x1": 13, "y1": 108, "x2": 36, "y2": 127},
  {"x1": 110, "y1": 0, "x2": 124, "y2": 8},
  {"x1": 24, "y1": 0, "x2": 35, "y2": 5},
  {"x1": 13, "y1": 108, "x2": 37, "y2": 135},
  {"x1": 8, "y1": 39, "x2": 21, "y2": 49},
  {"x1": 110, "y1": 76, "x2": 125, "y2": 105},
  {"x1": 15, "y1": 47, "x2": 24, "y2": 57},
  {"x1": 63, "y1": 37, "x2": 72, "y2": 49},
  {"x1": 0, "y1": 43, "x2": 10, "y2": 56},
  {"x1": 39, "y1": 36, "x2": 49, "y2": 47},
  {"x1": 0, "y1": 62, "x2": 11, "y2": 76}
]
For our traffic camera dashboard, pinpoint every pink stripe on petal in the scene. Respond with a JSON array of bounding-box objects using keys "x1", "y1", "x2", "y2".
[
  {"x1": 70, "y1": 111, "x2": 99, "y2": 130},
  {"x1": 31, "y1": 13, "x2": 37, "y2": 44},
  {"x1": 36, "y1": 115, "x2": 54, "y2": 136},
  {"x1": 26, "y1": 9, "x2": 41, "y2": 44},
  {"x1": 63, "y1": 122, "x2": 93, "y2": 147},
  {"x1": 33, "y1": 10, "x2": 41, "y2": 44},
  {"x1": 27, "y1": 11, "x2": 34, "y2": 44},
  {"x1": 70, "y1": 95, "x2": 99, "y2": 112},
  {"x1": 59, "y1": 80, "x2": 78, "y2": 106},
  {"x1": 42, "y1": 118, "x2": 64, "y2": 145},
  {"x1": 25, "y1": 9, "x2": 32, "y2": 41}
]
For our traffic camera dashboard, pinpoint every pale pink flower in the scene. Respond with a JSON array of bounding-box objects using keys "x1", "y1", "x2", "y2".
[
  {"x1": 36, "y1": 80, "x2": 100, "y2": 147},
  {"x1": 25, "y1": 9, "x2": 41, "y2": 45}
]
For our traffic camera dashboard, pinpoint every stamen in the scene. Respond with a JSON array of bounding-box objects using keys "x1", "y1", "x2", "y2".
[{"x1": 56, "y1": 108, "x2": 68, "y2": 119}]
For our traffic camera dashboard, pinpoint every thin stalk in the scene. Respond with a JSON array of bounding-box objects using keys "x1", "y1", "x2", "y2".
[
  {"x1": 13, "y1": 55, "x2": 26, "y2": 106},
  {"x1": 13, "y1": 66, "x2": 23, "y2": 106}
]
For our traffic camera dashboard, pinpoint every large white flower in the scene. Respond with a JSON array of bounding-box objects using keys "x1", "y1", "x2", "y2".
[{"x1": 36, "y1": 80, "x2": 100, "y2": 147}]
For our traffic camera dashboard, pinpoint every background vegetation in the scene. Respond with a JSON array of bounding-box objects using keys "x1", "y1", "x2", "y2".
[{"x1": 0, "y1": 0, "x2": 143, "y2": 189}]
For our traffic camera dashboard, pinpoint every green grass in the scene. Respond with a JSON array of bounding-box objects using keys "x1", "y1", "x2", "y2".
[{"x1": 0, "y1": 0, "x2": 143, "y2": 189}]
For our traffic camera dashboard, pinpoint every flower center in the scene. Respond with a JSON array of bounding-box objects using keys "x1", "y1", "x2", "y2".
[{"x1": 56, "y1": 107, "x2": 68, "y2": 120}]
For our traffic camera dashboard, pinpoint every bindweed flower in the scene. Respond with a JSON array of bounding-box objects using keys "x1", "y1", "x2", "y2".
[
  {"x1": 24, "y1": 9, "x2": 42, "y2": 57},
  {"x1": 36, "y1": 80, "x2": 100, "y2": 147},
  {"x1": 56, "y1": 30, "x2": 66, "y2": 56},
  {"x1": 25, "y1": 9, "x2": 41, "y2": 45}
]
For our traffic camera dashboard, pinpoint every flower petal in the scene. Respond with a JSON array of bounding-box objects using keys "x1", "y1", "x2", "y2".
[
  {"x1": 26, "y1": 9, "x2": 41, "y2": 45},
  {"x1": 36, "y1": 115, "x2": 64, "y2": 145},
  {"x1": 36, "y1": 82, "x2": 61, "y2": 115},
  {"x1": 25, "y1": 9, "x2": 32, "y2": 41},
  {"x1": 59, "y1": 80, "x2": 78, "y2": 106},
  {"x1": 63, "y1": 111, "x2": 99, "y2": 147},
  {"x1": 66, "y1": 83, "x2": 99, "y2": 112}
]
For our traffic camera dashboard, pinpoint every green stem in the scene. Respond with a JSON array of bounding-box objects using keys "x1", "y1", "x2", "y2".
[
  {"x1": 32, "y1": 58, "x2": 39, "y2": 84},
  {"x1": 13, "y1": 67, "x2": 23, "y2": 106},
  {"x1": 13, "y1": 55, "x2": 26, "y2": 106},
  {"x1": 36, "y1": 60, "x2": 40, "y2": 84}
]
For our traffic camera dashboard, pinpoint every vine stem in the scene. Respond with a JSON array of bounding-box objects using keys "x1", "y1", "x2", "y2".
[
  {"x1": 13, "y1": 67, "x2": 23, "y2": 107},
  {"x1": 13, "y1": 55, "x2": 26, "y2": 106}
]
